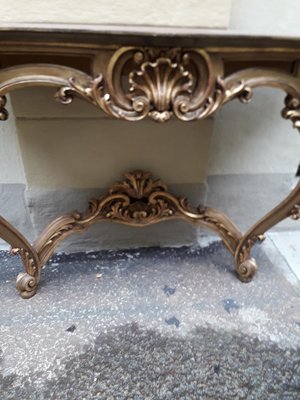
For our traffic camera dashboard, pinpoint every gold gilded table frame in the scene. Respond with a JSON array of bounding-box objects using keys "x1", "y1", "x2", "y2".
[{"x1": 0, "y1": 28, "x2": 299, "y2": 298}]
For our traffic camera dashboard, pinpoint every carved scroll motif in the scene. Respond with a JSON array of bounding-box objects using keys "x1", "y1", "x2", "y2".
[
  {"x1": 0, "y1": 49, "x2": 300, "y2": 128},
  {"x1": 34, "y1": 171, "x2": 242, "y2": 267},
  {"x1": 11, "y1": 247, "x2": 40, "y2": 299},
  {"x1": 54, "y1": 50, "x2": 300, "y2": 129},
  {"x1": 55, "y1": 47, "x2": 226, "y2": 122},
  {"x1": 0, "y1": 46, "x2": 299, "y2": 298}
]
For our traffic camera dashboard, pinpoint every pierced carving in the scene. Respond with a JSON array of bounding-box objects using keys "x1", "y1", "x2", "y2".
[
  {"x1": 2, "y1": 169, "x2": 299, "y2": 298},
  {"x1": 36, "y1": 170, "x2": 240, "y2": 243},
  {"x1": 26, "y1": 170, "x2": 242, "y2": 294},
  {"x1": 103, "y1": 171, "x2": 193, "y2": 223}
]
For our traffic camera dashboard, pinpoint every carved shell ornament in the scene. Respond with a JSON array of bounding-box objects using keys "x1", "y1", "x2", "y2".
[
  {"x1": 53, "y1": 47, "x2": 227, "y2": 123},
  {"x1": 109, "y1": 48, "x2": 226, "y2": 122},
  {"x1": 127, "y1": 51, "x2": 194, "y2": 122}
]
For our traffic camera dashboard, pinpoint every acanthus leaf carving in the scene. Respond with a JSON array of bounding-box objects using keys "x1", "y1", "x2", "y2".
[{"x1": 33, "y1": 171, "x2": 242, "y2": 272}]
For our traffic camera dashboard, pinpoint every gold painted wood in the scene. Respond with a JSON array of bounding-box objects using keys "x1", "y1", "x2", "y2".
[
  {"x1": 0, "y1": 29, "x2": 298, "y2": 297},
  {"x1": 0, "y1": 216, "x2": 40, "y2": 298},
  {"x1": 10, "y1": 170, "x2": 243, "y2": 298}
]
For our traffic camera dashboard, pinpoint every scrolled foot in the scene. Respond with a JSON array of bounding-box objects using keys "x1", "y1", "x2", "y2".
[
  {"x1": 235, "y1": 258, "x2": 257, "y2": 283},
  {"x1": 16, "y1": 272, "x2": 38, "y2": 299}
]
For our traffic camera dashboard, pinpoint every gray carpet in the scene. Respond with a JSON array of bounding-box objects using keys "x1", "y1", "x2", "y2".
[
  {"x1": 0, "y1": 239, "x2": 300, "y2": 399},
  {"x1": 1, "y1": 323, "x2": 300, "y2": 399}
]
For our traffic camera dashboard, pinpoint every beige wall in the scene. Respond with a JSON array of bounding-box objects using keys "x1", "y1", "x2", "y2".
[
  {"x1": 14, "y1": 92, "x2": 212, "y2": 188},
  {"x1": 0, "y1": 0, "x2": 232, "y2": 190},
  {"x1": 0, "y1": 0, "x2": 232, "y2": 28},
  {"x1": 0, "y1": 97, "x2": 25, "y2": 184},
  {"x1": 208, "y1": 89, "x2": 299, "y2": 176},
  {"x1": 230, "y1": 0, "x2": 300, "y2": 36}
]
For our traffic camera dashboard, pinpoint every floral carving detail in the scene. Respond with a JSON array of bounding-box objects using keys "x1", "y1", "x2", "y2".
[
  {"x1": 109, "y1": 171, "x2": 166, "y2": 199},
  {"x1": 34, "y1": 171, "x2": 241, "y2": 274},
  {"x1": 282, "y1": 94, "x2": 300, "y2": 130},
  {"x1": 102, "y1": 171, "x2": 180, "y2": 222},
  {"x1": 291, "y1": 204, "x2": 300, "y2": 220},
  {"x1": 55, "y1": 75, "x2": 104, "y2": 106}
]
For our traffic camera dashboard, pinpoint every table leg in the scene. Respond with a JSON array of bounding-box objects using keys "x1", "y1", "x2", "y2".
[
  {"x1": 1, "y1": 171, "x2": 298, "y2": 298},
  {"x1": 0, "y1": 216, "x2": 40, "y2": 298},
  {"x1": 235, "y1": 180, "x2": 300, "y2": 281}
]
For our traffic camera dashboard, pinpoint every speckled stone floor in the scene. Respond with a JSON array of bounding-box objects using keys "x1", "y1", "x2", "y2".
[{"x1": 0, "y1": 237, "x2": 300, "y2": 399}]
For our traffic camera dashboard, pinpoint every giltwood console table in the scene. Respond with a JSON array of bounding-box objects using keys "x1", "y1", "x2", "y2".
[{"x1": 0, "y1": 26, "x2": 299, "y2": 298}]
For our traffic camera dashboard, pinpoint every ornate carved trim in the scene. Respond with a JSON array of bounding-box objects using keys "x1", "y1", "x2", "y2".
[
  {"x1": 33, "y1": 171, "x2": 241, "y2": 271},
  {"x1": 0, "y1": 170, "x2": 299, "y2": 299},
  {"x1": 0, "y1": 43, "x2": 298, "y2": 297},
  {"x1": 223, "y1": 69, "x2": 300, "y2": 132},
  {"x1": 0, "y1": 49, "x2": 300, "y2": 129},
  {"x1": 104, "y1": 47, "x2": 225, "y2": 122},
  {"x1": 0, "y1": 64, "x2": 94, "y2": 119},
  {"x1": 0, "y1": 216, "x2": 40, "y2": 298},
  {"x1": 53, "y1": 48, "x2": 225, "y2": 122}
]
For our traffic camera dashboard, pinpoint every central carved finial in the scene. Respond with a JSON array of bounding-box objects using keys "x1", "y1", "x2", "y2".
[{"x1": 109, "y1": 170, "x2": 167, "y2": 199}]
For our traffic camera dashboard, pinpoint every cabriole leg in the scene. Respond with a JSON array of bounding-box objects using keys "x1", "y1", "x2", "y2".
[
  {"x1": 235, "y1": 180, "x2": 300, "y2": 282},
  {"x1": 0, "y1": 216, "x2": 40, "y2": 298}
]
